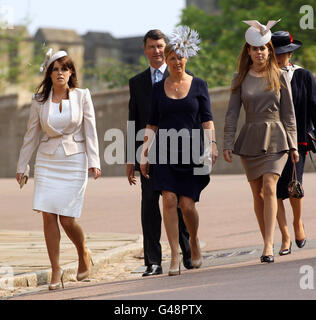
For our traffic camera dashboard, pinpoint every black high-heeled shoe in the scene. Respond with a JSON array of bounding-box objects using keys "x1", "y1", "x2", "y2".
[
  {"x1": 279, "y1": 241, "x2": 292, "y2": 256},
  {"x1": 295, "y1": 223, "x2": 306, "y2": 248},
  {"x1": 295, "y1": 238, "x2": 306, "y2": 248},
  {"x1": 260, "y1": 255, "x2": 274, "y2": 263}
]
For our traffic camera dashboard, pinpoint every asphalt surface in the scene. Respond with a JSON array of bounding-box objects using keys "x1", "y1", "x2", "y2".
[
  {"x1": 1, "y1": 173, "x2": 316, "y2": 300},
  {"x1": 8, "y1": 250, "x2": 316, "y2": 300}
]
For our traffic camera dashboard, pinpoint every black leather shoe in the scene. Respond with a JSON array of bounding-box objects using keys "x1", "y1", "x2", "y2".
[
  {"x1": 296, "y1": 238, "x2": 306, "y2": 248},
  {"x1": 279, "y1": 241, "x2": 292, "y2": 256},
  {"x1": 142, "y1": 264, "x2": 163, "y2": 277},
  {"x1": 182, "y1": 257, "x2": 193, "y2": 270},
  {"x1": 260, "y1": 255, "x2": 274, "y2": 263}
]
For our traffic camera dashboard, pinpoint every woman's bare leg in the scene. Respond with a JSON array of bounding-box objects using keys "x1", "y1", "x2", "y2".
[
  {"x1": 162, "y1": 191, "x2": 180, "y2": 270},
  {"x1": 261, "y1": 173, "x2": 280, "y2": 256},
  {"x1": 179, "y1": 196, "x2": 201, "y2": 262},
  {"x1": 277, "y1": 198, "x2": 291, "y2": 250},
  {"x1": 59, "y1": 216, "x2": 89, "y2": 273},
  {"x1": 42, "y1": 212, "x2": 61, "y2": 284},
  {"x1": 249, "y1": 176, "x2": 265, "y2": 240},
  {"x1": 290, "y1": 197, "x2": 306, "y2": 241}
]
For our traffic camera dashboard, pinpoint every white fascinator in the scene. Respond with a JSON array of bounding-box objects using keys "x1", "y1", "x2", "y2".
[
  {"x1": 40, "y1": 48, "x2": 68, "y2": 72},
  {"x1": 168, "y1": 26, "x2": 201, "y2": 59},
  {"x1": 243, "y1": 19, "x2": 281, "y2": 46}
]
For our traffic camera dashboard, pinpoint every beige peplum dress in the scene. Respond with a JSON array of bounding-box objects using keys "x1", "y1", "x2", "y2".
[{"x1": 224, "y1": 70, "x2": 297, "y2": 181}]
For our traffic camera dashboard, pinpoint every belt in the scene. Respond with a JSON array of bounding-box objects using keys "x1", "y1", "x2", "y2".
[{"x1": 246, "y1": 111, "x2": 280, "y2": 123}]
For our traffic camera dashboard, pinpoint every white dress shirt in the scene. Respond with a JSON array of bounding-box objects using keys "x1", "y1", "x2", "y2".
[{"x1": 150, "y1": 63, "x2": 167, "y2": 84}]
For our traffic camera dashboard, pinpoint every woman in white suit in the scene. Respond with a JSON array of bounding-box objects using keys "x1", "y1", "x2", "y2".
[{"x1": 16, "y1": 50, "x2": 101, "y2": 290}]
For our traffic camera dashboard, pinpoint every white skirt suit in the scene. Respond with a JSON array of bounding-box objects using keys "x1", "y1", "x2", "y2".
[{"x1": 17, "y1": 88, "x2": 100, "y2": 218}]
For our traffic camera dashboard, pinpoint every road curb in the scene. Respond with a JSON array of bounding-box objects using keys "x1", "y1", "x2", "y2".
[{"x1": 10, "y1": 235, "x2": 144, "y2": 289}]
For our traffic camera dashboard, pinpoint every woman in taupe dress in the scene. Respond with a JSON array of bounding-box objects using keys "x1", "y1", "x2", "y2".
[{"x1": 223, "y1": 20, "x2": 299, "y2": 263}]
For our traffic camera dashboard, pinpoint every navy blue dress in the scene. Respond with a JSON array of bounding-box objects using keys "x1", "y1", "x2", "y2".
[{"x1": 148, "y1": 77, "x2": 213, "y2": 202}]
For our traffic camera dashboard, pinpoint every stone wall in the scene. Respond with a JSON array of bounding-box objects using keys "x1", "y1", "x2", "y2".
[{"x1": 0, "y1": 87, "x2": 315, "y2": 177}]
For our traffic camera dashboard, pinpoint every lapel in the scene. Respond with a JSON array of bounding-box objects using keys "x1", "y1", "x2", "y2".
[
  {"x1": 142, "y1": 66, "x2": 167, "y2": 98},
  {"x1": 40, "y1": 89, "x2": 62, "y2": 136},
  {"x1": 143, "y1": 67, "x2": 152, "y2": 97},
  {"x1": 62, "y1": 89, "x2": 75, "y2": 134}
]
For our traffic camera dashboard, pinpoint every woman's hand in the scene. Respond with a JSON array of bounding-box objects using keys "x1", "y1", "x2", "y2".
[
  {"x1": 290, "y1": 149, "x2": 299, "y2": 164},
  {"x1": 16, "y1": 173, "x2": 23, "y2": 185},
  {"x1": 223, "y1": 149, "x2": 233, "y2": 163},
  {"x1": 212, "y1": 142, "x2": 219, "y2": 166},
  {"x1": 140, "y1": 161, "x2": 150, "y2": 179},
  {"x1": 126, "y1": 163, "x2": 137, "y2": 185},
  {"x1": 89, "y1": 167, "x2": 101, "y2": 179}
]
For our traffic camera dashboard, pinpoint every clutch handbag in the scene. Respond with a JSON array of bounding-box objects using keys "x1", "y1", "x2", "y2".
[
  {"x1": 288, "y1": 163, "x2": 304, "y2": 199},
  {"x1": 20, "y1": 165, "x2": 30, "y2": 189}
]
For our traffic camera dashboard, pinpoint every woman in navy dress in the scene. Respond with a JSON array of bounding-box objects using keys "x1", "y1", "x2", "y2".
[{"x1": 140, "y1": 27, "x2": 218, "y2": 276}]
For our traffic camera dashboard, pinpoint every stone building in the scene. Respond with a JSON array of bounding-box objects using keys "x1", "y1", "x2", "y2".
[
  {"x1": 82, "y1": 32, "x2": 143, "y2": 90},
  {"x1": 0, "y1": 26, "x2": 144, "y2": 96},
  {"x1": 83, "y1": 32, "x2": 143, "y2": 66}
]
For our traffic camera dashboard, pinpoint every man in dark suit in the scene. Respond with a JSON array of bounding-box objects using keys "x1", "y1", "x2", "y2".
[{"x1": 126, "y1": 30, "x2": 192, "y2": 276}]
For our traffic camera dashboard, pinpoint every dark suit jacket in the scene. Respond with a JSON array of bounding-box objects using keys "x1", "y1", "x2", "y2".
[
  {"x1": 127, "y1": 67, "x2": 168, "y2": 171},
  {"x1": 291, "y1": 68, "x2": 316, "y2": 151}
]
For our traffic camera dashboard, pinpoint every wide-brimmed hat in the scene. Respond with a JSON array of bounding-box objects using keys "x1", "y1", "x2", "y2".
[
  {"x1": 243, "y1": 19, "x2": 281, "y2": 46},
  {"x1": 271, "y1": 31, "x2": 302, "y2": 54}
]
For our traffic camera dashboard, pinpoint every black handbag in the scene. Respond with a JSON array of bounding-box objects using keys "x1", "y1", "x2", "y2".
[{"x1": 288, "y1": 164, "x2": 304, "y2": 198}]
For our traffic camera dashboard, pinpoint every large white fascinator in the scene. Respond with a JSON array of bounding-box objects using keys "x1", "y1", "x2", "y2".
[
  {"x1": 243, "y1": 19, "x2": 281, "y2": 46},
  {"x1": 169, "y1": 26, "x2": 201, "y2": 59},
  {"x1": 39, "y1": 48, "x2": 68, "y2": 72}
]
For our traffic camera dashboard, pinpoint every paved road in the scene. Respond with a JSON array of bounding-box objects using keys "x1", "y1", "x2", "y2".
[
  {"x1": 1, "y1": 173, "x2": 316, "y2": 301},
  {"x1": 2, "y1": 173, "x2": 316, "y2": 252},
  {"x1": 9, "y1": 250, "x2": 316, "y2": 300}
]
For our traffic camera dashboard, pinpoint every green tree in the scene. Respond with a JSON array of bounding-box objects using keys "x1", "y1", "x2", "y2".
[
  {"x1": 83, "y1": 55, "x2": 148, "y2": 90},
  {"x1": 180, "y1": 0, "x2": 316, "y2": 88},
  {"x1": 0, "y1": 26, "x2": 46, "y2": 94}
]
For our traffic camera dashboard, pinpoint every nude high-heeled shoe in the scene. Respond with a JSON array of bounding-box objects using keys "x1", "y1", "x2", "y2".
[
  {"x1": 168, "y1": 254, "x2": 181, "y2": 276},
  {"x1": 77, "y1": 248, "x2": 94, "y2": 281},
  {"x1": 48, "y1": 268, "x2": 64, "y2": 290},
  {"x1": 192, "y1": 257, "x2": 203, "y2": 268},
  {"x1": 191, "y1": 239, "x2": 203, "y2": 268}
]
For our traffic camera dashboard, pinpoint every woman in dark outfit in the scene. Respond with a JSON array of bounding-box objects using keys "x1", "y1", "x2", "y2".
[
  {"x1": 272, "y1": 31, "x2": 316, "y2": 255},
  {"x1": 140, "y1": 26, "x2": 218, "y2": 275}
]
